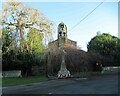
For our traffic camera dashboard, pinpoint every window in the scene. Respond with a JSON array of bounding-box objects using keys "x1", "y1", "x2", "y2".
[
  {"x1": 59, "y1": 32, "x2": 62, "y2": 36},
  {"x1": 63, "y1": 32, "x2": 66, "y2": 36}
]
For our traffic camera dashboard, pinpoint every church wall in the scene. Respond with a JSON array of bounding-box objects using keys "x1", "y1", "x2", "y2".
[{"x1": 67, "y1": 39, "x2": 77, "y2": 47}]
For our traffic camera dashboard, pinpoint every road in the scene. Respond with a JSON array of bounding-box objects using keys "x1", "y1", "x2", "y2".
[{"x1": 2, "y1": 74, "x2": 119, "y2": 95}]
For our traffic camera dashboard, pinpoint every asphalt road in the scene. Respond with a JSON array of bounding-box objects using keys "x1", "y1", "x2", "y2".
[{"x1": 2, "y1": 74, "x2": 119, "y2": 94}]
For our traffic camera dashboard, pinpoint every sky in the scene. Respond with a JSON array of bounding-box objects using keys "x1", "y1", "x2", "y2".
[{"x1": 1, "y1": 1, "x2": 119, "y2": 51}]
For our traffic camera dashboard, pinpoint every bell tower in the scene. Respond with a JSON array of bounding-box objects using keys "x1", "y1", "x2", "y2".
[{"x1": 58, "y1": 22, "x2": 67, "y2": 47}]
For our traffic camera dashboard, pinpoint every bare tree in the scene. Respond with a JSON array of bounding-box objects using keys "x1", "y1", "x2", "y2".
[{"x1": 1, "y1": 1, "x2": 53, "y2": 52}]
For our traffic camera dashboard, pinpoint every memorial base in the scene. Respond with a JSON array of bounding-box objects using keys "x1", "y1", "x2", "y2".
[{"x1": 57, "y1": 64, "x2": 71, "y2": 78}]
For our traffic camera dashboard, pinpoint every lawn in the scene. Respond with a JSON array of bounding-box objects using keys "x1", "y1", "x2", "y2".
[{"x1": 2, "y1": 76, "x2": 49, "y2": 87}]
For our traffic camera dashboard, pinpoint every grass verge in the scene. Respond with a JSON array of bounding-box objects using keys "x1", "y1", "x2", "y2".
[{"x1": 2, "y1": 75, "x2": 49, "y2": 87}]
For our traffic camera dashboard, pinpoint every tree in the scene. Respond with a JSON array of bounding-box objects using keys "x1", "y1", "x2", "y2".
[
  {"x1": 1, "y1": 1, "x2": 52, "y2": 52},
  {"x1": 87, "y1": 33, "x2": 120, "y2": 66},
  {"x1": 27, "y1": 27, "x2": 44, "y2": 53},
  {"x1": 1, "y1": 1, "x2": 53, "y2": 76}
]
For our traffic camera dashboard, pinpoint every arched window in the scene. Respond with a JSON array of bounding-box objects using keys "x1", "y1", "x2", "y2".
[
  {"x1": 63, "y1": 32, "x2": 66, "y2": 36},
  {"x1": 59, "y1": 32, "x2": 62, "y2": 36}
]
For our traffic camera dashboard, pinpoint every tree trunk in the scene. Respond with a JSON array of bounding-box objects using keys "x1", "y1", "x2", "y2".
[{"x1": 19, "y1": 26, "x2": 25, "y2": 52}]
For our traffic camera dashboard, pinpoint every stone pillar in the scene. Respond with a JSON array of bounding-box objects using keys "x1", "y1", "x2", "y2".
[{"x1": 57, "y1": 47, "x2": 71, "y2": 78}]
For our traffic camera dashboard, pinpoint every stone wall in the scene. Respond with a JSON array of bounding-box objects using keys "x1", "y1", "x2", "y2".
[{"x1": 2, "y1": 70, "x2": 22, "y2": 78}]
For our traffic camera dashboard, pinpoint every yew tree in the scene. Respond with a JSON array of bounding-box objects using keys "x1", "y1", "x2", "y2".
[{"x1": 87, "y1": 33, "x2": 120, "y2": 66}]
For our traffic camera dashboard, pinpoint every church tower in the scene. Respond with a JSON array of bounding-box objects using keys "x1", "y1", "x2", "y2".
[{"x1": 58, "y1": 22, "x2": 68, "y2": 47}]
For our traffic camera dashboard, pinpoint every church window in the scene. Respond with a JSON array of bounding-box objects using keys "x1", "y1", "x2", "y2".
[
  {"x1": 59, "y1": 32, "x2": 62, "y2": 36},
  {"x1": 63, "y1": 32, "x2": 66, "y2": 36}
]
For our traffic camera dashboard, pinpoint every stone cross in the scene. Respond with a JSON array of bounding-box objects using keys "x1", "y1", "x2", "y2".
[{"x1": 57, "y1": 22, "x2": 71, "y2": 78}]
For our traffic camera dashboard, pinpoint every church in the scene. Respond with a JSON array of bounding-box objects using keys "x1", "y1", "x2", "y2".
[
  {"x1": 46, "y1": 22, "x2": 101, "y2": 77},
  {"x1": 48, "y1": 22, "x2": 78, "y2": 78}
]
